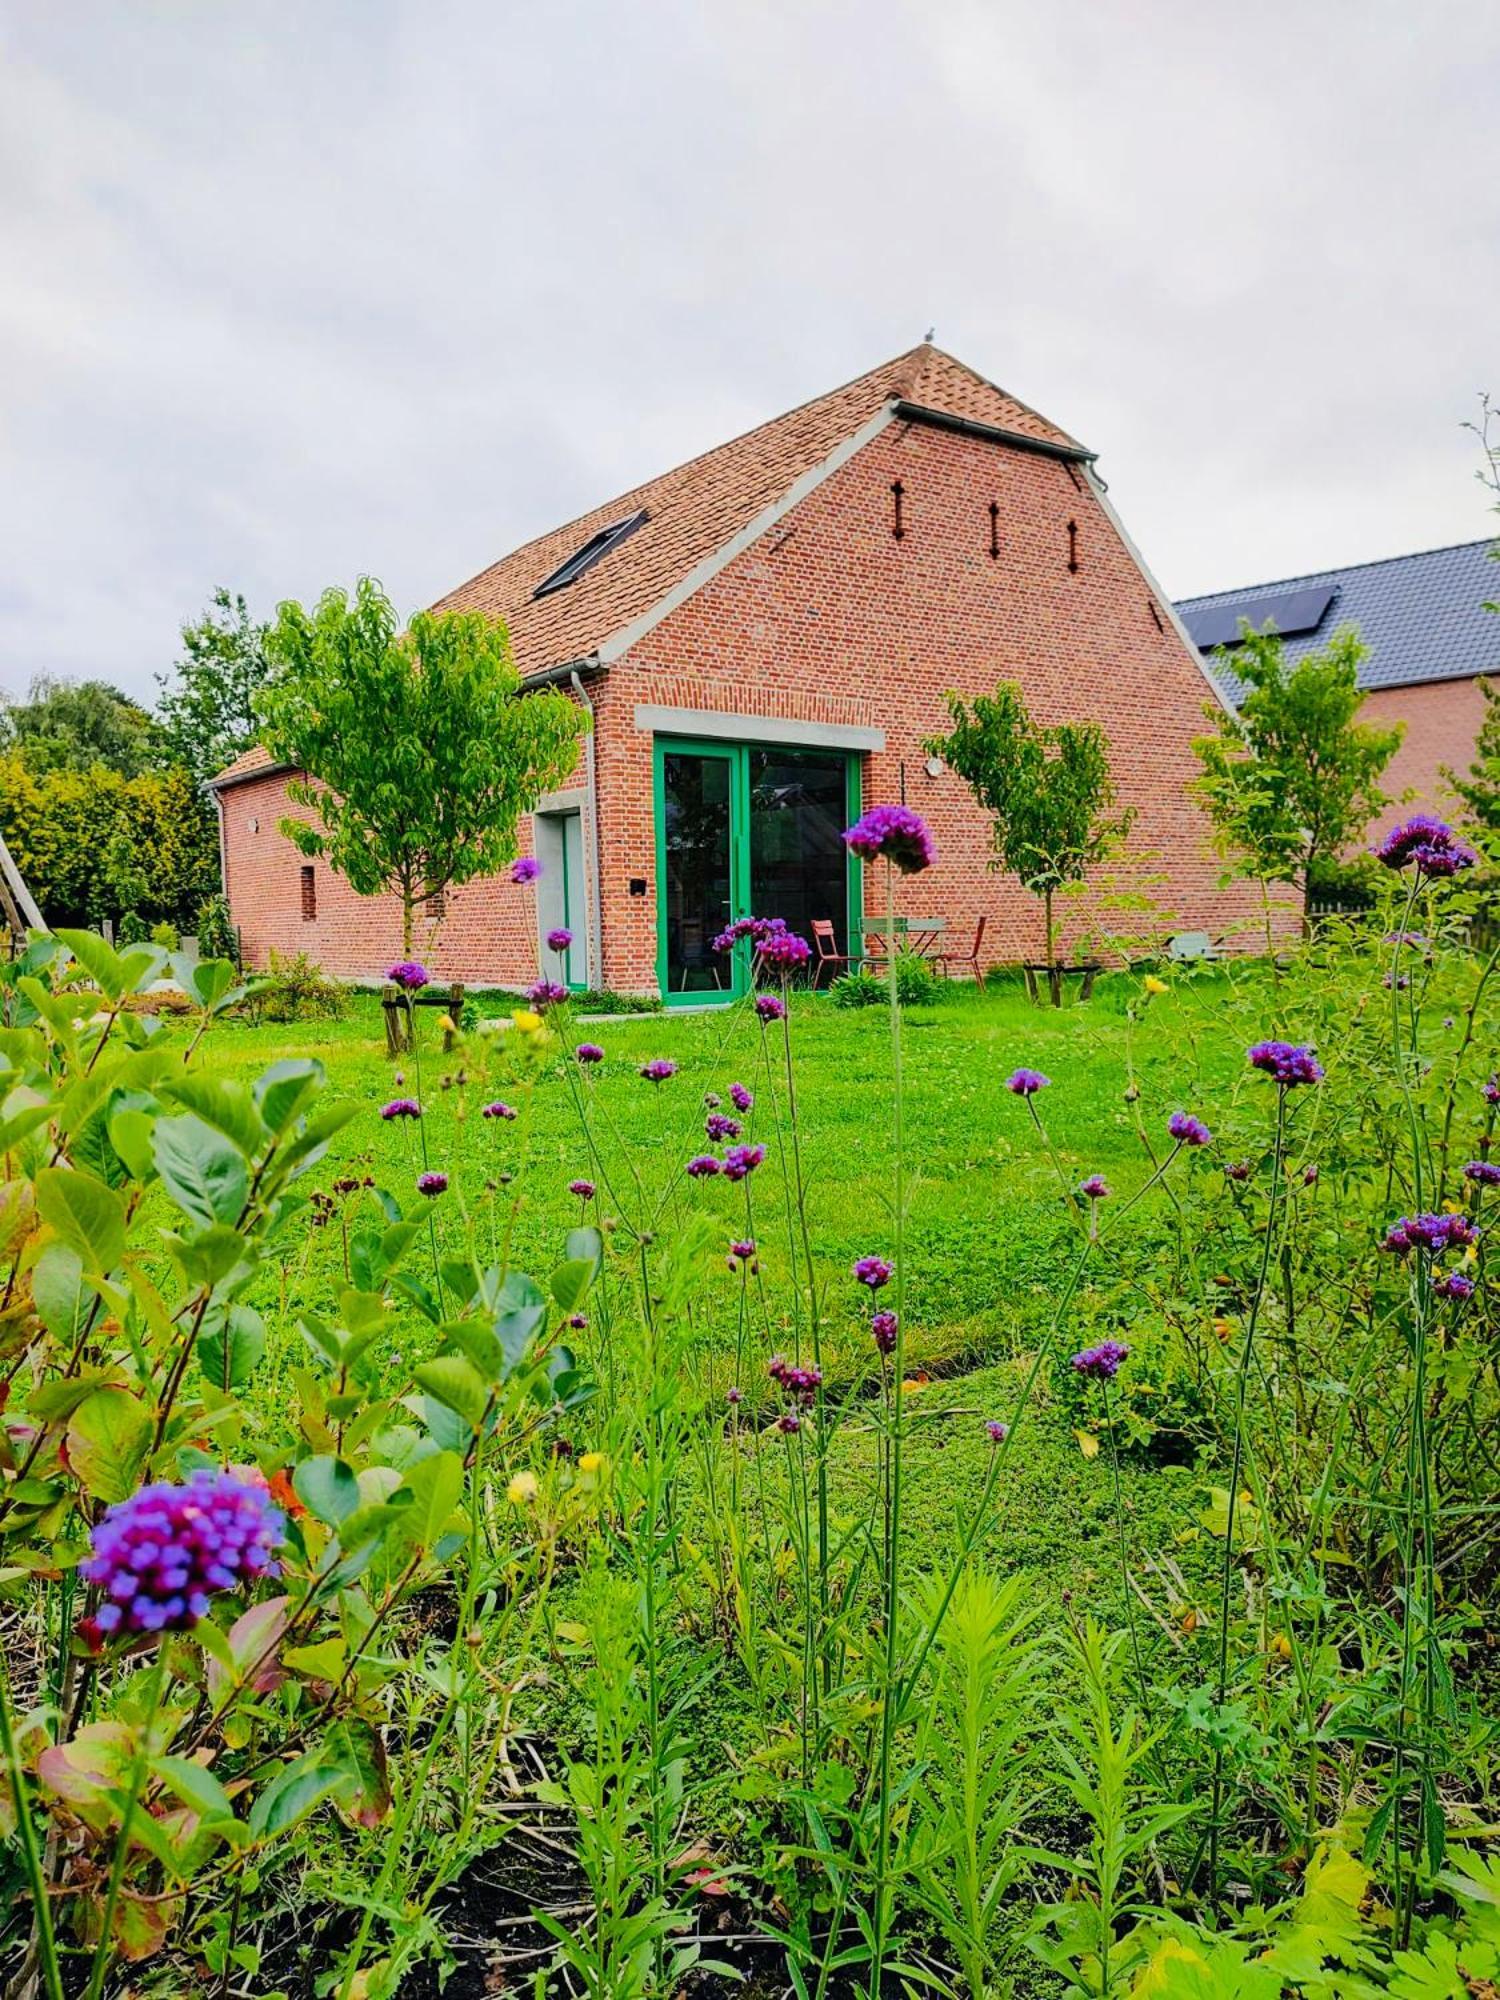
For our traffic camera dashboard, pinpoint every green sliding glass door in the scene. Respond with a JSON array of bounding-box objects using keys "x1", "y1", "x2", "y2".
[{"x1": 654, "y1": 737, "x2": 861, "y2": 1006}]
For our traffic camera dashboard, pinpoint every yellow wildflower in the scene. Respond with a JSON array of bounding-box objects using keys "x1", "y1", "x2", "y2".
[
  {"x1": 507, "y1": 1470, "x2": 538, "y2": 1505},
  {"x1": 512, "y1": 1009, "x2": 543, "y2": 1033},
  {"x1": 1143, "y1": 974, "x2": 1169, "y2": 997},
  {"x1": 578, "y1": 1451, "x2": 607, "y2": 1475}
]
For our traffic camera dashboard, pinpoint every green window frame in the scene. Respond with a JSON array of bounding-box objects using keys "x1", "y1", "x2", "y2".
[{"x1": 652, "y1": 736, "x2": 863, "y2": 1007}]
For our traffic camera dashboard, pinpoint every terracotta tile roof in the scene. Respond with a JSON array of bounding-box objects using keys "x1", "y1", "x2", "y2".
[
  {"x1": 437, "y1": 344, "x2": 1082, "y2": 675},
  {"x1": 210, "y1": 744, "x2": 282, "y2": 787},
  {"x1": 210, "y1": 346, "x2": 1081, "y2": 787}
]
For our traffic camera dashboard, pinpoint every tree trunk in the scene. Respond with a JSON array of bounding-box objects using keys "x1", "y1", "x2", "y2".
[{"x1": 1044, "y1": 889, "x2": 1060, "y2": 1007}]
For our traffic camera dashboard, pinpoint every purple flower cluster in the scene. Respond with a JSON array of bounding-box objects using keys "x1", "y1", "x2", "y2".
[
  {"x1": 1376, "y1": 815, "x2": 1477, "y2": 879},
  {"x1": 1168, "y1": 1111, "x2": 1212, "y2": 1148},
  {"x1": 705, "y1": 1112, "x2": 742, "y2": 1141},
  {"x1": 380, "y1": 1097, "x2": 422, "y2": 1120},
  {"x1": 870, "y1": 1309, "x2": 899, "y2": 1355},
  {"x1": 985, "y1": 1419, "x2": 1009, "y2": 1443},
  {"x1": 387, "y1": 962, "x2": 430, "y2": 991},
  {"x1": 482, "y1": 1100, "x2": 517, "y2": 1121},
  {"x1": 1463, "y1": 1160, "x2": 1500, "y2": 1188},
  {"x1": 1006, "y1": 1068, "x2": 1050, "y2": 1096},
  {"x1": 416, "y1": 1171, "x2": 449, "y2": 1197},
  {"x1": 81, "y1": 1471, "x2": 283, "y2": 1639},
  {"x1": 528, "y1": 980, "x2": 569, "y2": 1008},
  {"x1": 1485, "y1": 1076, "x2": 1500, "y2": 1107},
  {"x1": 510, "y1": 857, "x2": 541, "y2": 884},
  {"x1": 1382, "y1": 1212, "x2": 1479, "y2": 1257},
  {"x1": 640, "y1": 1059, "x2": 678, "y2": 1083},
  {"x1": 1434, "y1": 1271, "x2": 1476, "y2": 1301},
  {"x1": 729, "y1": 1238, "x2": 756, "y2": 1263},
  {"x1": 758, "y1": 933, "x2": 812, "y2": 972},
  {"x1": 729, "y1": 1083, "x2": 753, "y2": 1113},
  {"x1": 1224, "y1": 1161, "x2": 1252, "y2": 1182},
  {"x1": 546, "y1": 928, "x2": 573, "y2": 953},
  {"x1": 1079, "y1": 1174, "x2": 1111, "y2": 1200},
  {"x1": 842, "y1": 804, "x2": 935, "y2": 874},
  {"x1": 722, "y1": 1144, "x2": 766, "y2": 1181},
  {"x1": 754, "y1": 993, "x2": 787, "y2": 1023},
  {"x1": 853, "y1": 1254, "x2": 893, "y2": 1290},
  {"x1": 712, "y1": 914, "x2": 787, "y2": 954},
  {"x1": 1247, "y1": 1041, "x2": 1324, "y2": 1088},
  {"x1": 1071, "y1": 1340, "x2": 1130, "y2": 1381},
  {"x1": 687, "y1": 1154, "x2": 721, "y2": 1178},
  {"x1": 568, "y1": 1179, "x2": 596, "y2": 1201},
  {"x1": 769, "y1": 1354, "x2": 822, "y2": 1405}
]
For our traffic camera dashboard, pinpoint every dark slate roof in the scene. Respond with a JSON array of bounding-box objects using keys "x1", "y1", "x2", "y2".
[{"x1": 1175, "y1": 537, "x2": 1500, "y2": 701}]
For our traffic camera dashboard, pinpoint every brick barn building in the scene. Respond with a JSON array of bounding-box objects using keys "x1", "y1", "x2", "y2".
[
  {"x1": 1177, "y1": 539, "x2": 1498, "y2": 843},
  {"x1": 214, "y1": 344, "x2": 1266, "y2": 1001}
]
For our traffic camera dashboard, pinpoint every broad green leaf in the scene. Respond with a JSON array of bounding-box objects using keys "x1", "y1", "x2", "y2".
[
  {"x1": 549, "y1": 1257, "x2": 595, "y2": 1314},
  {"x1": 282, "y1": 1637, "x2": 346, "y2": 1683},
  {"x1": 197, "y1": 1305, "x2": 266, "y2": 1389},
  {"x1": 153, "y1": 1112, "x2": 249, "y2": 1230},
  {"x1": 412, "y1": 1357, "x2": 491, "y2": 1428},
  {"x1": 396, "y1": 1449, "x2": 464, "y2": 1551},
  {"x1": 107, "y1": 1101, "x2": 159, "y2": 1183},
  {"x1": 32, "y1": 1242, "x2": 89, "y2": 1341},
  {"x1": 158, "y1": 1075, "x2": 265, "y2": 1158},
  {"x1": 248, "y1": 1752, "x2": 343, "y2": 1840},
  {"x1": 150, "y1": 1754, "x2": 236, "y2": 1824},
  {"x1": 292, "y1": 1455, "x2": 359, "y2": 1525},
  {"x1": 54, "y1": 927, "x2": 129, "y2": 1002},
  {"x1": 66, "y1": 1388, "x2": 152, "y2": 1503},
  {"x1": 252, "y1": 1058, "x2": 324, "y2": 1135},
  {"x1": 35, "y1": 1166, "x2": 126, "y2": 1274}
]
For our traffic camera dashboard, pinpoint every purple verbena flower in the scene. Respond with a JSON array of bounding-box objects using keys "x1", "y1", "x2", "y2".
[
  {"x1": 705, "y1": 1113, "x2": 742, "y2": 1141},
  {"x1": 80, "y1": 1471, "x2": 283, "y2": 1640},
  {"x1": 1434, "y1": 1271, "x2": 1476, "y2": 1301},
  {"x1": 1484, "y1": 1076, "x2": 1500, "y2": 1107},
  {"x1": 546, "y1": 928, "x2": 573, "y2": 953},
  {"x1": 769, "y1": 1355, "x2": 822, "y2": 1405},
  {"x1": 722, "y1": 1143, "x2": 766, "y2": 1181},
  {"x1": 528, "y1": 980, "x2": 568, "y2": 1008},
  {"x1": 757, "y1": 929, "x2": 812, "y2": 971},
  {"x1": 1071, "y1": 1340, "x2": 1130, "y2": 1381},
  {"x1": 712, "y1": 915, "x2": 788, "y2": 954},
  {"x1": 1225, "y1": 1160, "x2": 1252, "y2": 1182},
  {"x1": 1302, "y1": 1163, "x2": 1319, "y2": 1186},
  {"x1": 729, "y1": 1239, "x2": 755, "y2": 1262},
  {"x1": 729, "y1": 1082, "x2": 753, "y2": 1113},
  {"x1": 870, "y1": 1309, "x2": 899, "y2": 1355},
  {"x1": 640, "y1": 1059, "x2": 678, "y2": 1083},
  {"x1": 726, "y1": 1386, "x2": 743, "y2": 1405},
  {"x1": 380, "y1": 1097, "x2": 422, "y2": 1120},
  {"x1": 1383, "y1": 1212, "x2": 1479, "y2": 1257},
  {"x1": 985, "y1": 1419, "x2": 1009, "y2": 1443},
  {"x1": 1464, "y1": 1161, "x2": 1500, "y2": 1188},
  {"x1": 777, "y1": 1411, "x2": 802, "y2": 1434},
  {"x1": 1168, "y1": 1111, "x2": 1212, "y2": 1148},
  {"x1": 853, "y1": 1254, "x2": 893, "y2": 1290},
  {"x1": 482, "y1": 1100, "x2": 517, "y2": 1120},
  {"x1": 576, "y1": 1042, "x2": 605, "y2": 1065},
  {"x1": 1247, "y1": 1040, "x2": 1324, "y2": 1088},
  {"x1": 416, "y1": 1171, "x2": 449, "y2": 1198},
  {"x1": 687, "y1": 1154, "x2": 722, "y2": 1178},
  {"x1": 568, "y1": 1312, "x2": 588, "y2": 1330},
  {"x1": 754, "y1": 993, "x2": 787, "y2": 1023},
  {"x1": 842, "y1": 804, "x2": 936, "y2": 874},
  {"x1": 1376, "y1": 815, "x2": 1478, "y2": 878},
  {"x1": 387, "y1": 962, "x2": 430, "y2": 991},
  {"x1": 568, "y1": 1179, "x2": 595, "y2": 1201},
  {"x1": 1006, "y1": 1068, "x2": 1050, "y2": 1096},
  {"x1": 510, "y1": 857, "x2": 541, "y2": 884},
  {"x1": 1079, "y1": 1174, "x2": 1110, "y2": 1200}
]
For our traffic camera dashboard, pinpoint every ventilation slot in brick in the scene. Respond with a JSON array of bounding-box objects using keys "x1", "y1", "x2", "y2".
[
  {"x1": 988, "y1": 501, "x2": 1000, "y2": 560},
  {"x1": 300, "y1": 865, "x2": 316, "y2": 921},
  {"x1": 890, "y1": 479, "x2": 905, "y2": 541},
  {"x1": 1067, "y1": 521, "x2": 1079, "y2": 574}
]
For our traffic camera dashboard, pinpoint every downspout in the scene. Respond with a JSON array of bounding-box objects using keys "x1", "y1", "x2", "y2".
[{"x1": 570, "y1": 670, "x2": 605, "y2": 992}]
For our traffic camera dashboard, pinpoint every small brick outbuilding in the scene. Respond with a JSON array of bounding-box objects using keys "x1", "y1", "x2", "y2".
[
  {"x1": 1177, "y1": 539, "x2": 1498, "y2": 845},
  {"x1": 214, "y1": 344, "x2": 1268, "y2": 1000}
]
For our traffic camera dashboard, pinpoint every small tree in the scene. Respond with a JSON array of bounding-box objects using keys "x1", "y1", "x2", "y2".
[
  {"x1": 157, "y1": 586, "x2": 273, "y2": 789},
  {"x1": 0, "y1": 674, "x2": 164, "y2": 778},
  {"x1": 1449, "y1": 676, "x2": 1500, "y2": 845},
  {"x1": 926, "y1": 683, "x2": 1134, "y2": 991},
  {"x1": 258, "y1": 579, "x2": 588, "y2": 952},
  {"x1": 1193, "y1": 625, "x2": 1402, "y2": 916}
]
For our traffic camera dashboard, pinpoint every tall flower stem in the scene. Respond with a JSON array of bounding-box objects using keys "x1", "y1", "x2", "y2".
[
  {"x1": 870, "y1": 857, "x2": 906, "y2": 2000},
  {"x1": 1208, "y1": 1084, "x2": 1288, "y2": 1910}
]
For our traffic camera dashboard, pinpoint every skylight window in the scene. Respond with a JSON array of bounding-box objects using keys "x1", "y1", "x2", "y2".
[{"x1": 532, "y1": 509, "x2": 649, "y2": 599}]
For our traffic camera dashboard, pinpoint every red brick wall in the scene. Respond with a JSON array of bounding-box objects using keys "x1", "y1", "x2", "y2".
[
  {"x1": 1358, "y1": 676, "x2": 1489, "y2": 841},
  {"x1": 221, "y1": 414, "x2": 1280, "y2": 991}
]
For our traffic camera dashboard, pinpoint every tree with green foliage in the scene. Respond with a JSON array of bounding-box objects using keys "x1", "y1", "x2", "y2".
[
  {"x1": 156, "y1": 586, "x2": 273, "y2": 788},
  {"x1": 1193, "y1": 625, "x2": 1403, "y2": 916},
  {"x1": 0, "y1": 674, "x2": 164, "y2": 778},
  {"x1": 258, "y1": 579, "x2": 588, "y2": 952},
  {"x1": 925, "y1": 682, "x2": 1133, "y2": 991}
]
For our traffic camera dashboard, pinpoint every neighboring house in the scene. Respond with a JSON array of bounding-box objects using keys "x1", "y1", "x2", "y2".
[
  {"x1": 213, "y1": 343, "x2": 1267, "y2": 1000},
  {"x1": 1177, "y1": 539, "x2": 1499, "y2": 840}
]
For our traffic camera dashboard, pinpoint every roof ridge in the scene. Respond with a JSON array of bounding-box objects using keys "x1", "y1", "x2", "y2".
[
  {"x1": 439, "y1": 345, "x2": 929, "y2": 602},
  {"x1": 905, "y1": 344, "x2": 1084, "y2": 450},
  {"x1": 1179, "y1": 533, "x2": 1500, "y2": 607}
]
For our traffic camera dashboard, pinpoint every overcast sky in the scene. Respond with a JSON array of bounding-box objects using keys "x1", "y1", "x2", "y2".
[{"x1": 3, "y1": 0, "x2": 1497, "y2": 705}]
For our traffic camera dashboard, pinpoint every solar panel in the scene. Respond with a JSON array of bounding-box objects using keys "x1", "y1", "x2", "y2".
[
  {"x1": 1182, "y1": 584, "x2": 1337, "y2": 651},
  {"x1": 532, "y1": 510, "x2": 649, "y2": 599}
]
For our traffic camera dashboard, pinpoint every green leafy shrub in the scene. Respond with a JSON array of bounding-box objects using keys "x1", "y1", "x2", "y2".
[
  {"x1": 194, "y1": 891, "x2": 238, "y2": 965},
  {"x1": 250, "y1": 948, "x2": 347, "y2": 1024}
]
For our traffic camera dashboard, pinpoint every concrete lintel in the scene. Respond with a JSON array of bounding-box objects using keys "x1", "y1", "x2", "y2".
[{"x1": 632, "y1": 705, "x2": 885, "y2": 753}]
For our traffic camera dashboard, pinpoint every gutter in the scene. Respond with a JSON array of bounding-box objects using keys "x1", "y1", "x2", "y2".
[
  {"x1": 525, "y1": 655, "x2": 607, "y2": 689},
  {"x1": 891, "y1": 399, "x2": 1097, "y2": 465},
  {"x1": 208, "y1": 759, "x2": 293, "y2": 793},
  {"x1": 569, "y1": 669, "x2": 606, "y2": 992}
]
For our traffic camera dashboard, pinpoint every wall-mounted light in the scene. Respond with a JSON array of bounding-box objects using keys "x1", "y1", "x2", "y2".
[
  {"x1": 923, "y1": 756, "x2": 943, "y2": 779},
  {"x1": 248, "y1": 816, "x2": 259, "y2": 833}
]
